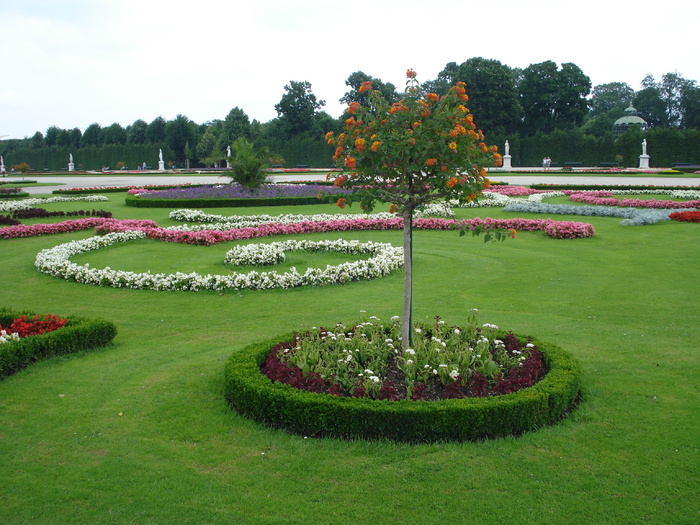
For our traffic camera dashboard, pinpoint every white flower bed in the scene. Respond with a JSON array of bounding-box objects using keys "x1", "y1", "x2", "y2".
[
  {"x1": 35, "y1": 232, "x2": 404, "y2": 292},
  {"x1": 0, "y1": 195, "x2": 109, "y2": 213}
]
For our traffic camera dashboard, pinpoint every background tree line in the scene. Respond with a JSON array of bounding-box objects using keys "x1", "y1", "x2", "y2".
[{"x1": 2, "y1": 58, "x2": 700, "y2": 171}]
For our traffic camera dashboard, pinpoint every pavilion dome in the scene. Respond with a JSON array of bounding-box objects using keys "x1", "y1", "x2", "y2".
[{"x1": 613, "y1": 105, "x2": 647, "y2": 135}]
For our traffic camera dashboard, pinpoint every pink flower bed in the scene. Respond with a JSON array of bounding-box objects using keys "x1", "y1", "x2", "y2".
[
  {"x1": 567, "y1": 192, "x2": 700, "y2": 209},
  {"x1": 1, "y1": 214, "x2": 595, "y2": 242},
  {"x1": 485, "y1": 186, "x2": 550, "y2": 197},
  {"x1": 0, "y1": 218, "x2": 157, "y2": 239},
  {"x1": 95, "y1": 216, "x2": 595, "y2": 244}
]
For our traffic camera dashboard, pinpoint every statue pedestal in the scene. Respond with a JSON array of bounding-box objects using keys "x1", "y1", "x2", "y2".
[
  {"x1": 502, "y1": 155, "x2": 512, "y2": 170},
  {"x1": 68, "y1": 163, "x2": 75, "y2": 172},
  {"x1": 158, "y1": 160, "x2": 166, "y2": 172},
  {"x1": 638, "y1": 155, "x2": 650, "y2": 169}
]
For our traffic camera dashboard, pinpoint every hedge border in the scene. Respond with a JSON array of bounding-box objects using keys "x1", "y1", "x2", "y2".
[
  {"x1": 0, "y1": 307, "x2": 117, "y2": 380},
  {"x1": 224, "y1": 330, "x2": 581, "y2": 442},
  {"x1": 125, "y1": 194, "x2": 326, "y2": 208}
]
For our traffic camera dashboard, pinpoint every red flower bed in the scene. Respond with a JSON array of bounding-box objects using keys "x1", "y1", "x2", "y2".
[
  {"x1": 1, "y1": 314, "x2": 68, "y2": 337},
  {"x1": 669, "y1": 210, "x2": 700, "y2": 222}
]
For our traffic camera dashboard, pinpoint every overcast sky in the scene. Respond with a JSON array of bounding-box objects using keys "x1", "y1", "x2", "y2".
[{"x1": 2, "y1": 0, "x2": 698, "y2": 140}]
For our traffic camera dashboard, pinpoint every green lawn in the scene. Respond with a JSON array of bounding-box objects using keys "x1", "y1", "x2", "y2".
[{"x1": 0, "y1": 192, "x2": 698, "y2": 524}]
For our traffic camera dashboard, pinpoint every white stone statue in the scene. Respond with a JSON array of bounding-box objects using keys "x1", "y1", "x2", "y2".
[
  {"x1": 159, "y1": 149, "x2": 164, "y2": 162},
  {"x1": 69, "y1": 153, "x2": 73, "y2": 163},
  {"x1": 227, "y1": 145, "x2": 232, "y2": 157},
  {"x1": 504, "y1": 140, "x2": 510, "y2": 156},
  {"x1": 642, "y1": 139, "x2": 647, "y2": 156}
]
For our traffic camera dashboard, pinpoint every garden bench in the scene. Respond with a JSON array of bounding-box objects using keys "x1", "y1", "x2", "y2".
[
  {"x1": 599, "y1": 162, "x2": 619, "y2": 167},
  {"x1": 564, "y1": 162, "x2": 582, "y2": 168}
]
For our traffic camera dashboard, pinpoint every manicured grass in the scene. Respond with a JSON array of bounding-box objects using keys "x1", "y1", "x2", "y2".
[{"x1": 0, "y1": 191, "x2": 698, "y2": 524}]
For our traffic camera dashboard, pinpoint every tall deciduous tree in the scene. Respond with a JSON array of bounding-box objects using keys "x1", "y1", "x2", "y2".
[
  {"x1": 453, "y1": 57, "x2": 521, "y2": 135},
  {"x1": 275, "y1": 80, "x2": 325, "y2": 135},
  {"x1": 127, "y1": 119, "x2": 148, "y2": 144},
  {"x1": 639, "y1": 72, "x2": 698, "y2": 127},
  {"x1": 589, "y1": 82, "x2": 635, "y2": 117},
  {"x1": 101, "y1": 123, "x2": 127, "y2": 145},
  {"x1": 680, "y1": 86, "x2": 700, "y2": 129},
  {"x1": 519, "y1": 61, "x2": 591, "y2": 134},
  {"x1": 165, "y1": 114, "x2": 196, "y2": 164},
  {"x1": 341, "y1": 71, "x2": 398, "y2": 105},
  {"x1": 421, "y1": 62, "x2": 460, "y2": 97},
  {"x1": 146, "y1": 116, "x2": 167, "y2": 143},
  {"x1": 81, "y1": 124, "x2": 101, "y2": 147},
  {"x1": 44, "y1": 126, "x2": 61, "y2": 147},
  {"x1": 217, "y1": 107, "x2": 251, "y2": 153}
]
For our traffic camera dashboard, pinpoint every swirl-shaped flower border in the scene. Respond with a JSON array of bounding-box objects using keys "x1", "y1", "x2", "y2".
[{"x1": 34, "y1": 232, "x2": 404, "y2": 292}]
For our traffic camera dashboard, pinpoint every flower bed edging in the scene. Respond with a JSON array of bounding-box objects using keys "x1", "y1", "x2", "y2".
[
  {"x1": 223, "y1": 331, "x2": 581, "y2": 442},
  {"x1": 0, "y1": 307, "x2": 118, "y2": 380}
]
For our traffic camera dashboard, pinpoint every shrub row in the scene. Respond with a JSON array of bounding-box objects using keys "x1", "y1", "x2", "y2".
[
  {"x1": 125, "y1": 195, "x2": 325, "y2": 208},
  {"x1": 0, "y1": 192, "x2": 30, "y2": 199},
  {"x1": 223, "y1": 331, "x2": 581, "y2": 442},
  {"x1": 0, "y1": 307, "x2": 117, "y2": 380}
]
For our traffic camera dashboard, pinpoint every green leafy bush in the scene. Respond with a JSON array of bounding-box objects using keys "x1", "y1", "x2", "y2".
[
  {"x1": 0, "y1": 307, "x2": 117, "y2": 380},
  {"x1": 224, "y1": 331, "x2": 581, "y2": 442}
]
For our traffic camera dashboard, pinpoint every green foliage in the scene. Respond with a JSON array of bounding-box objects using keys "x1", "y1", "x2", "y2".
[
  {"x1": 0, "y1": 307, "x2": 117, "y2": 380},
  {"x1": 81, "y1": 123, "x2": 102, "y2": 147},
  {"x1": 518, "y1": 61, "x2": 591, "y2": 134},
  {"x1": 225, "y1": 138, "x2": 270, "y2": 191},
  {"x1": 452, "y1": 57, "x2": 521, "y2": 135},
  {"x1": 275, "y1": 80, "x2": 325, "y2": 136},
  {"x1": 340, "y1": 71, "x2": 399, "y2": 106}
]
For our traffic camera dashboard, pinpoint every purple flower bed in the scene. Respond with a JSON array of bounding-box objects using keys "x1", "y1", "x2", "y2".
[{"x1": 138, "y1": 184, "x2": 351, "y2": 200}]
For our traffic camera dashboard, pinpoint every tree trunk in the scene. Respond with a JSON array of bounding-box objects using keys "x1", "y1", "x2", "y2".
[{"x1": 402, "y1": 208, "x2": 413, "y2": 349}]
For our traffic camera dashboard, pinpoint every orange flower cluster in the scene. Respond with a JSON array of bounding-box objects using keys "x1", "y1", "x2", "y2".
[
  {"x1": 325, "y1": 69, "x2": 501, "y2": 213},
  {"x1": 359, "y1": 81, "x2": 372, "y2": 93}
]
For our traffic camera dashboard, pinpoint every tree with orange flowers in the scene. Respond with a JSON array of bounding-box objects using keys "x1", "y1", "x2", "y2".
[{"x1": 326, "y1": 70, "x2": 502, "y2": 347}]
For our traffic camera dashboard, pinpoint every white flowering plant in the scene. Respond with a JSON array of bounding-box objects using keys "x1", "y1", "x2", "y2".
[
  {"x1": 35, "y1": 233, "x2": 403, "y2": 292},
  {"x1": 264, "y1": 311, "x2": 544, "y2": 401}
]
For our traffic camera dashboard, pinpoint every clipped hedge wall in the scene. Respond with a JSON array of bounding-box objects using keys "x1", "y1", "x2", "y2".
[
  {"x1": 125, "y1": 195, "x2": 325, "y2": 208},
  {"x1": 224, "y1": 331, "x2": 581, "y2": 442},
  {"x1": 0, "y1": 307, "x2": 117, "y2": 380}
]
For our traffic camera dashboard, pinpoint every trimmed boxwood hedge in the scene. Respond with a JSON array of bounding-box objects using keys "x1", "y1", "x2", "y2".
[
  {"x1": 0, "y1": 307, "x2": 117, "y2": 380},
  {"x1": 125, "y1": 194, "x2": 326, "y2": 208},
  {"x1": 224, "y1": 331, "x2": 581, "y2": 442}
]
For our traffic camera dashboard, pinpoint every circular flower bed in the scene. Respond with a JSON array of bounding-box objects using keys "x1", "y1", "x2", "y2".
[
  {"x1": 35, "y1": 232, "x2": 403, "y2": 292},
  {"x1": 224, "y1": 315, "x2": 581, "y2": 442}
]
